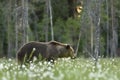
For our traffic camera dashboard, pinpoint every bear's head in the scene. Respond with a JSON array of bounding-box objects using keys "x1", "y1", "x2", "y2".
[{"x1": 49, "y1": 41, "x2": 75, "y2": 58}]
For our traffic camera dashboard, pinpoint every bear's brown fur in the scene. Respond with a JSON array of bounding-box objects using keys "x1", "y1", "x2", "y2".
[
  {"x1": 16, "y1": 41, "x2": 75, "y2": 64},
  {"x1": 117, "y1": 48, "x2": 120, "y2": 57}
]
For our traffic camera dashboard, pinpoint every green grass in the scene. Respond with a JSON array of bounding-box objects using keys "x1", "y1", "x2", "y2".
[{"x1": 0, "y1": 58, "x2": 120, "y2": 80}]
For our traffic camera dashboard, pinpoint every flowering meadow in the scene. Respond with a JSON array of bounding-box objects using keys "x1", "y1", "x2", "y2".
[{"x1": 0, "y1": 58, "x2": 120, "y2": 80}]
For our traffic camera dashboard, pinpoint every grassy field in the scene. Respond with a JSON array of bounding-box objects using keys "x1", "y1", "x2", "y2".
[{"x1": 0, "y1": 58, "x2": 120, "y2": 80}]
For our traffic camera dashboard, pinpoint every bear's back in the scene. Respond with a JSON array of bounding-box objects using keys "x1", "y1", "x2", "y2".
[{"x1": 17, "y1": 41, "x2": 48, "y2": 62}]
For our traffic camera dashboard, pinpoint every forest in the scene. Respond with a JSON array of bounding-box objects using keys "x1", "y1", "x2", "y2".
[
  {"x1": 0, "y1": 0, "x2": 120, "y2": 59},
  {"x1": 0, "y1": 0, "x2": 120, "y2": 80}
]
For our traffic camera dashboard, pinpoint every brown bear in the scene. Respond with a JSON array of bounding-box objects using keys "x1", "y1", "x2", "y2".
[
  {"x1": 117, "y1": 48, "x2": 120, "y2": 57},
  {"x1": 16, "y1": 41, "x2": 75, "y2": 64}
]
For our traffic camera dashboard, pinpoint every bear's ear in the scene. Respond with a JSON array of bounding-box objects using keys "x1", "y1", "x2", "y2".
[{"x1": 66, "y1": 44, "x2": 70, "y2": 49}]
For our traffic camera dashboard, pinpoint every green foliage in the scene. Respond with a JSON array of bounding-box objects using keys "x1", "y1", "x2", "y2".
[
  {"x1": 0, "y1": 1, "x2": 7, "y2": 57},
  {"x1": 0, "y1": 0, "x2": 120, "y2": 58},
  {"x1": 54, "y1": 18, "x2": 66, "y2": 41},
  {"x1": 0, "y1": 58, "x2": 120, "y2": 80},
  {"x1": 37, "y1": 19, "x2": 48, "y2": 41},
  {"x1": 52, "y1": 0, "x2": 69, "y2": 21},
  {"x1": 65, "y1": 17, "x2": 80, "y2": 42},
  {"x1": 115, "y1": 0, "x2": 120, "y2": 47},
  {"x1": 54, "y1": 17, "x2": 80, "y2": 45}
]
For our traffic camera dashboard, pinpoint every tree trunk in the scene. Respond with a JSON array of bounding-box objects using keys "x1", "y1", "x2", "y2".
[
  {"x1": 106, "y1": 0, "x2": 110, "y2": 57},
  {"x1": 95, "y1": 0, "x2": 101, "y2": 59},
  {"x1": 110, "y1": 0, "x2": 118, "y2": 57},
  {"x1": 49, "y1": 0, "x2": 54, "y2": 40},
  {"x1": 45, "y1": 0, "x2": 49, "y2": 42},
  {"x1": 15, "y1": 0, "x2": 29, "y2": 52},
  {"x1": 7, "y1": 0, "x2": 15, "y2": 58}
]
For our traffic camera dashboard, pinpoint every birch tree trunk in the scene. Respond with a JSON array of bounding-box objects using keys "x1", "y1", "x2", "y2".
[
  {"x1": 110, "y1": 0, "x2": 118, "y2": 57},
  {"x1": 15, "y1": 0, "x2": 18, "y2": 53},
  {"x1": 22, "y1": 0, "x2": 29, "y2": 43},
  {"x1": 86, "y1": 0, "x2": 101, "y2": 59},
  {"x1": 49, "y1": 0, "x2": 54, "y2": 40},
  {"x1": 15, "y1": 0, "x2": 29, "y2": 52},
  {"x1": 94, "y1": 0, "x2": 101, "y2": 62},
  {"x1": 44, "y1": 0, "x2": 54, "y2": 41},
  {"x1": 45, "y1": 0, "x2": 49, "y2": 42},
  {"x1": 7, "y1": 0, "x2": 15, "y2": 58},
  {"x1": 106, "y1": 0, "x2": 110, "y2": 57}
]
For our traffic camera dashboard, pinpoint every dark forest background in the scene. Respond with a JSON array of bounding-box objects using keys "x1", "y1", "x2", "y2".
[{"x1": 0, "y1": 0, "x2": 120, "y2": 58}]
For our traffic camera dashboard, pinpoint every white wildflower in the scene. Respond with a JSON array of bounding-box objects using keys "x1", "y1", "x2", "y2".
[
  {"x1": 43, "y1": 61, "x2": 47, "y2": 65},
  {"x1": 97, "y1": 63, "x2": 102, "y2": 69},
  {"x1": 22, "y1": 64, "x2": 26, "y2": 68},
  {"x1": 0, "y1": 64, "x2": 4, "y2": 70},
  {"x1": 2, "y1": 77, "x2": 7, "y2": 80},
  {"x1": 112, "y1": 59, "x2": 115, "y2": 61},
  {"x1": 48, "y1": 66, "x2": 52, "y2": 71},
  {"x1": 33, "y1": 48, "x2": 36, "y2": 51},
  {"x1": 43, "y1": 71, "x2": 54, "y2": 78},
  {"x1": 8, "y1": 58, "x2": 12, "y2": 62},
  {"x1": 33, "y1": 57, "x2": 37, "y2": 62}
]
